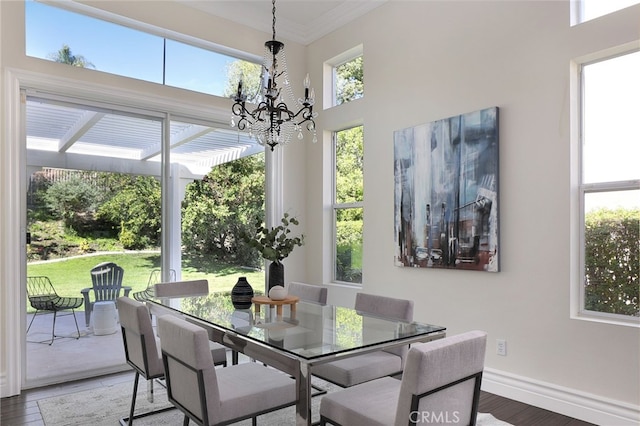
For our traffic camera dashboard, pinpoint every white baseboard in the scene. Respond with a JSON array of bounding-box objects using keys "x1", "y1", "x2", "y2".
[{"x1": 482, "y1": 368, "x2": 640, "y2": 426}]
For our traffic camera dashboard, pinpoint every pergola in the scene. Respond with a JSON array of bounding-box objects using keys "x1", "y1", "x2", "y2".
[{"x1": 26, "y1": 95, "x2": 262, "y2": 179}]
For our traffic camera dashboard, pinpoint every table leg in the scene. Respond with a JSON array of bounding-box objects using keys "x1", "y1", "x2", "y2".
[
  {"x1": 296, "y1": 362, "x2": 312, "y2": 426},
  {"x1": 146, "y1": 378, "x2": 154, "y2": 403},
  {"x1": 276, "y1": 304, "x2": 283, "y2": 317},
  {"x1": 254, "y1": 304, "x2": 261, "y2": 315}
]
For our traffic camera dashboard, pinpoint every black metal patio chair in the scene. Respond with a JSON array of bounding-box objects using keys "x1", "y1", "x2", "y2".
[
  {"x1": 133, "y1": 268, "x2": 176, "y2": 302},
  {"x1": 26, "y1": 276, "x2": 84, "y2": 345}
]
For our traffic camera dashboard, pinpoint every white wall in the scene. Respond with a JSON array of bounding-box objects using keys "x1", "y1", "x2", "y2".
[{"x1": 305, "y1": 1, "x2": 640, "y2": 424}]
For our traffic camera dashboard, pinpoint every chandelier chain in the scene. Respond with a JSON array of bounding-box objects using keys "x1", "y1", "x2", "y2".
[{"x1": 272, "y1": 0, "x2": 277, "y2": 41}]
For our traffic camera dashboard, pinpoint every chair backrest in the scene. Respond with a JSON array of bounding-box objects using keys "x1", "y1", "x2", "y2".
[
  {"x1": 135, "y1": 269, "x2": 178, "y2": 301},
  {"x1": 154, "y1": 279, "x2": 209, "y2": 298},
  {"x1": 158, "y1": 314, "x2": 222, "y2": 425},
  {"x1": 147, "y1": 269, "x2": 177, "y2": 287},
  {"x1": 90, "y1": 262, "x2": 124, "y2": 302},
  {"x1": 394, "y1": 330, "x2": 487, "y2": 426},
  {"x1": 288, "y1": 282, "x2": 328, "y2": 305},
  {"x1": 26, "y1": 276, "x2": 57, "y2": 298},
  {"x1": 355, "y1": 292, "x2": 414, "y2": 360},
  {"x1": 117, "y1": 296, "x2": 163, "y2": 379}
]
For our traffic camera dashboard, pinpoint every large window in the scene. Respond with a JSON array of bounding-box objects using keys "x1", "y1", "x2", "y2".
[
  {"x1": 579, "y1": 50, "x2": 640, "y2": 321},
  {"x1": 25, "y1": 0, "x2": 259, "y2": 97},
  {"x1": 333, "y1": 126, "x2": 364, "y2": 284}
]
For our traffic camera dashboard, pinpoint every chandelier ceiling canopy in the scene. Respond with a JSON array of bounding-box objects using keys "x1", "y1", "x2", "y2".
[{"x1": 231, "y1": 0, "x2": 317, "y2": 151}]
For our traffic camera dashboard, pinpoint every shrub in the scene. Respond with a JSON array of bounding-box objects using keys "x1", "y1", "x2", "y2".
[{"x1": 584, "y1": 208, "x2": 639, "y2": 316}]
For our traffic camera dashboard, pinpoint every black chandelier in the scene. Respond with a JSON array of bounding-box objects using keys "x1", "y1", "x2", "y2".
[{"x1": 231, "y1": 0, "x2": 317, "y2": 151}]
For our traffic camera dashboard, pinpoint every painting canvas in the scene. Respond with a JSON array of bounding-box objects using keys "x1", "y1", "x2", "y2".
[{"x1": 394, "y1": 107, "x2": 499, "y2": 272}]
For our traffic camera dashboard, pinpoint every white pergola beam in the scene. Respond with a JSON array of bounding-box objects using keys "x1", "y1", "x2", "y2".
[{"x1": 58, "y1": 111, "x2": 105, "y2": 152}]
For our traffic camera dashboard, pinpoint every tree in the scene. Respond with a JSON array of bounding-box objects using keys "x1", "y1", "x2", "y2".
[
  {"x1": 182, "y1": 154, "x2": 265, "y2": 265},
  {"x1": 48, "y1": 44, "x2": 95, "y2": 68},
  {"x1": 96, "y1": 176, "x2": 161, "y2": 249},
  {"x1": 335, "y1": 126, "x2": 364, "y2": 282},
  {"x1": 336, "y1": 56, "x2": 363, "y2": 105},
  {"x1": 223, "y1": 60, "x2": 262, "y2": 102},
  {"x1": 43, "y1": 175, "x2": 100, "y2": 230}
]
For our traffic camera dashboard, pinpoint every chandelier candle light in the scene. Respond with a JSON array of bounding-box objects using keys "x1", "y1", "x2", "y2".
[{"x1": 231, "y1": 0, "x2": 317, "y2": 151}]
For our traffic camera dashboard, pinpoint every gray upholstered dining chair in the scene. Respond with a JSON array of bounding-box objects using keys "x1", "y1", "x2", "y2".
[
  {"x1": 152, "y1": 279, "x2": 228, "y2": 365},
  {"x1": 287, "y1": 281, "x2": 328, "y2": 305},
  {"x1": 153, "y1": 278, "x2": 209, "y2": 298},
  {"x1": 319, "y1": 330, "x2": 488, "y2": 426},
  {"x1": 157, "y1": 314, "x2": 297, "y2": 426},
  {"x1": 286, "y1": 281, "x2": 329, "y2": 396},
  {"x1": 117, "y1": 296, "x2": 227, "y2": 426},
  {"x1": 312, "y1": 292, "x2": 414, "y2": 387}
]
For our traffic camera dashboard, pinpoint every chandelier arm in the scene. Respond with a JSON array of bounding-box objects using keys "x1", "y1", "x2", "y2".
[{"x1": 289, "y1": 106, "x2": 314, "y2": 122}]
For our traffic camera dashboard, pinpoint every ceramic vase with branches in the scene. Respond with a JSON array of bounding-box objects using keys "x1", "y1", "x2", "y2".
[{"x1": 244, "y1": 213, "x2": 304, "y2": 290}]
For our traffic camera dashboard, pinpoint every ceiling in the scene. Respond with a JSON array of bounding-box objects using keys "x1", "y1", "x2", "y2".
[{"x1": 179, "y1": 0, "x2": 386, "y2": 45}]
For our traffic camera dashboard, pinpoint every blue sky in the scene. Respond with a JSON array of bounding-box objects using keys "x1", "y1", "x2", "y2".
[{"x1": 25, "y1": 0, "x2": 238, "y2": 96}]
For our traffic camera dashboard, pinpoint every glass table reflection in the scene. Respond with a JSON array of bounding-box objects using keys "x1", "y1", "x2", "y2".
[{"x1": 147, "y1": 292, "x2": 446, "y2": 426}]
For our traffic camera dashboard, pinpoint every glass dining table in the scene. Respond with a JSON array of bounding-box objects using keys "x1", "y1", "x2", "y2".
[{"x1": 146, "y1": 293, "x2": 446, "y2": 426}]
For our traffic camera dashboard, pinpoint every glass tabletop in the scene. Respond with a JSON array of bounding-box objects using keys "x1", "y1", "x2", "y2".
[{"x1": 150, "y1": 293, "x2": 445, "y2": 361}]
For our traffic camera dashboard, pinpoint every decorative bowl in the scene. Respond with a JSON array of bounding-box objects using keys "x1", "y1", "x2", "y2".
[{"x1": 268, "y1": 285, "x2": 287, "y2": 300}]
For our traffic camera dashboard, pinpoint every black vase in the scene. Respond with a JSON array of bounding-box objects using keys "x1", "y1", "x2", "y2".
[
  {"x1": 231, "y1": 277, "x2": 254, "y2": 309},
  {"x1": 268, "y1": 261, "x2": 285, "y2": 291}
]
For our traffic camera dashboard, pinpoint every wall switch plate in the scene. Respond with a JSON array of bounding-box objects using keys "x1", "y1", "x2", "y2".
[{"x1": 496, "y1": 339, "x2": 507, "y2": 356}]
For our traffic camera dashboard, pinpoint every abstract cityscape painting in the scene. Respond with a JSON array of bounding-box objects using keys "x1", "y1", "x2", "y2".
[{"x1": 394, "y1": 107, "x2": 499, "y2": 272}]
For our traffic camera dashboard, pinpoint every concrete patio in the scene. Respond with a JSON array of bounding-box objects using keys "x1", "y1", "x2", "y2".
[{"x1": 25, "y1": 310, "x2": 129, "y2": 389}]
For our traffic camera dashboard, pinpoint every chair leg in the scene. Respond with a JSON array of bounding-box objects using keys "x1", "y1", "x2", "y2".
[
  {"x1": 49, "y1": 311, "x2": 58, "y2": 345},
  {"x1": 26, "y1": 310, "x2": 39, "y2": 334},
  {"x1": 252, "y1": 417, "x2": 257, "y2": 426},
  {"x1": 70, "y1": 309, "x2": 81, "y2": 339},
  {"x1": 85, "y1": 305, "x2": 92, "y2": 328},
  {"x1": 128, "y1": 372, "x2": 140, "y2": 426},
  {"x1": 119, "y1": 373, "x2": 175, "y2": 426},
  {"x1": 183, "y1": 414, "x2": 190, "y2": 426}
]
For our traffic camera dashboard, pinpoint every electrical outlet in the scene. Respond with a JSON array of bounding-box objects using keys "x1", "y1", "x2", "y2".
[{"x1": 496, "y1": 339, "x2": 507, "y2": 356}]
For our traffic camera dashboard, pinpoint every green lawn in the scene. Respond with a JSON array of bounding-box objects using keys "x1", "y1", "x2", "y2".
[{"x1": 27, "y1": 252, "x2": 265, "y2": 312}]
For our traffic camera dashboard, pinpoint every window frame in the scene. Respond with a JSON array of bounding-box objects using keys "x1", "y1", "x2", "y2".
[
  {"x1": 576, "y1": 50, "x2": 640, "y2": 326},
  {"x1": 332, "y1": 126, "x2": 364, "y2": 285}
]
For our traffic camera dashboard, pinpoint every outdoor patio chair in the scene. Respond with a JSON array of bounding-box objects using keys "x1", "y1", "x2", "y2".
[
  {"x1": 81, "y1": 262, "x2": 131, "y2": 327},
  {"x1": 319, "y1": 330, "x2": 487, "y2": 426},
  {"x1": 26, "y1": 276, "x2": 84, "y2": 345},
  {"x1": 312, "y1": 292, "x2": 414, "y2": 387},
  {"x1": 157, "y1": 314, "x2": 297, "y2": 426},
  {"x1": 133, "y1": 269, "x2": 176, "y2": 302}
]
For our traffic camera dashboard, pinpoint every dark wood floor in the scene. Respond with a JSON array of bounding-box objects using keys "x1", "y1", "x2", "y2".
[{"x1": 1, "y1": 370, "x2": 595, "y2": 426}]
